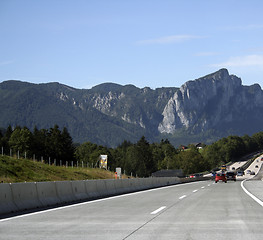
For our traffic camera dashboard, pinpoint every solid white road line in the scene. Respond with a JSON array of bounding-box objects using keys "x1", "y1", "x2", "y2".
[
  {"x1": 151, "y1": 206, "x2": 166, "y2": 215},
  {"x1": 241, "y1": 180, "x2": 263, "y2": 207}
]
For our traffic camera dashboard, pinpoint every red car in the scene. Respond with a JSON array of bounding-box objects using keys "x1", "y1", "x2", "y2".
[{"x1": 215, "y1": 173, "x2": 227, "y2": 183}]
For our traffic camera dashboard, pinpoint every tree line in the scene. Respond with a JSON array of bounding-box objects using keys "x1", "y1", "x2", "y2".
[
  {"x1": 1, "y1": 125, "x2": 263, "y2": 177},
  {"x1": 76, "y1": 133, "x2": 263, "y2": 177},
  {"x1": 0, "y1": 125, "x2": 75, "y2": 163}
]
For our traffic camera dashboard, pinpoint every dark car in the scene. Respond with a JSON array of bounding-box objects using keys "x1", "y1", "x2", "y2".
[
  {"x1": 226, "y1": 171, "x2": 236, "y2": 181},
  {"x1": 194, "y1": 173, "x2": 203, "y2": 178},
  {"x1": 215, "y1": 173, "x2": 227, "y2": 183}
]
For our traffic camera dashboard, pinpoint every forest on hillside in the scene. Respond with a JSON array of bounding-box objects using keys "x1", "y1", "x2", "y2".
[{"x1": 1, "y1": 125, "x2": 263, "y2": 177}]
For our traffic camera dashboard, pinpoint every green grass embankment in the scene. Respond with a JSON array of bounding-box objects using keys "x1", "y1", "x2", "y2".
[{"x1": 0, "y1": 155, "x2": 115, "y2": 183}]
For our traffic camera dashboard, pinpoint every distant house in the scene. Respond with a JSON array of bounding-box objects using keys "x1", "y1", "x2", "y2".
[
  {"x1": 194, "y1": 143, "x2": 204, "y2": 149},
  {"x1": 189, "y1": 143, "x2": 204, "y2": 149},
  {"x1": 152, "y1": 169, "x2": 184, "y2": 178}
]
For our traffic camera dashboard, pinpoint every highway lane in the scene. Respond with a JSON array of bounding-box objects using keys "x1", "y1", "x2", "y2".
[
  {"x1": 142, "y1": 181, "x2": 263, "y2": 239},
  {"x1": 228, "y1": 161, "x2": 247, "y2": 171},
  {"x1": 1, "y1": 179, "x2": 263, "y2": 240},
  {"x1": 244, "y1": 155, "x2": 263, "y2": 177},
  {"x1": 236, "y1": 154, "x2": 263, "y2": 181}
]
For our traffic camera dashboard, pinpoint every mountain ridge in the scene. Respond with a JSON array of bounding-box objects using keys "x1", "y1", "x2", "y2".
[{"x1": 1, "y1": 69, "x2": 263, "y2": 147}]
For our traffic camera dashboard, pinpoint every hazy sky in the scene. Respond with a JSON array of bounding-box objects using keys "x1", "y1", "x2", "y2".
[{"x1": 1, "y1": 0, "x2": 263, "y2": 89}]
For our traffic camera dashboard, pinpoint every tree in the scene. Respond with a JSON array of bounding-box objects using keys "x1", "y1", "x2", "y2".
[
  {"x1": 61, "y1": 127, "x2": 75, "y2": 162},
  {"x1": 202, "y1": 143, "x2": 223, "y2": 169},
  {"x1": 1, "y1": 125, "x2": 13, "y2": 154},
  {"x1": 110, "y1": 141, "x2": 132, "y2": 171},
  {"x1": 151, "y1": 143, "x2": 165, "y2": 169},
  {"x1": 31, "y1": 127, "x2": 49, "y2": 159},
  {"x1": 124, "y1": 145, "x2": 137, "y2": 176},
  {"x1": 252, "y1": 132, "x2": 263, "y2": 150},
  {"x1": 46, "y1": 125, "x2": 64, "y2": 161},
  {"x1": 9, "y1": 127, "x2": 32, "y2": 156},
  {"x1": 242, "y1": 134, "x2": 257, "y2": 153},
  {"x1": 44, "y1": 125, "x2": 76, "y2": 163},
  {"x1": 178, "y1": 148, "x2": 210, "y2": 175},
  {"x1": 133, "y1": 136, "x2": 155, "y2": 177},
  {"x1": 5, "y1": 125, "x2": 13, "y2": 140}
]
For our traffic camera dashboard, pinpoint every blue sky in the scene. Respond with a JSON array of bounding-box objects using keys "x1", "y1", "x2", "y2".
[{"x1": 1, "y1": 0, "x2": 263, "y2": 89}]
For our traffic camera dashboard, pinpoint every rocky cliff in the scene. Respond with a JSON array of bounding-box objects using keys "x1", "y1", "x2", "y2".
[{"x1": 158, "y1": 69, "x2": 263, "y2": 135}]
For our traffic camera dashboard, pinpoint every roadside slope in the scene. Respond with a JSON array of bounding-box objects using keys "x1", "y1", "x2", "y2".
[{"x1": 0, "y1": 155, "x2": 115, "y2": 183}]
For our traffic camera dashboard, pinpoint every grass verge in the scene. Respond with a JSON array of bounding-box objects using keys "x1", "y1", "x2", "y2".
[{"x1": 0, "y1": 155, "x2": 115, "y2": 183}]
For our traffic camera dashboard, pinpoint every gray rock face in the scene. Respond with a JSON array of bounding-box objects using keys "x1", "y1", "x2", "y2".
[{"x1": 158, "y1": 69, "x2": 263, "y2": 134}]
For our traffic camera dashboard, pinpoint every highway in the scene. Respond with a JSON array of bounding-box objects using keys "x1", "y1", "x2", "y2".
[{"x1": 1, "y1": 176, "x2": 263, "y2": 240}]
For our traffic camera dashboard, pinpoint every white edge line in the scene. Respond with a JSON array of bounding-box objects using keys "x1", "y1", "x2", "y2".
[
  {"x1": 150, "y1": 206, "x2": 166, "y2": 215},
  {"x1": 241, "y1": 180, "x2": 263, "y2": 207}
]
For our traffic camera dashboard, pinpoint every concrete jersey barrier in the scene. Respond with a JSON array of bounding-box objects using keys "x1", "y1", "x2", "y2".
[
  {"x1": 72, "y1": 180, "x2": 89, "y2": 201},
  {"x1": 0, "y1": 176, "x2": 210, "y2": 217},
  {"x1": 11, "y1": 182, "x2": 42, "y2": 212},
  {"x1": 36, "y1": 181, "x2": 61, "y2": 206},
  {"x1": 0, "y1": 183, "x2": 18, "y2": 215},
  {"x1": 55, "y1": 181, "x2": 76, "y2": 203},
  {"x1": 85, "y1": 180, "x2": 100, "y2": 199}
]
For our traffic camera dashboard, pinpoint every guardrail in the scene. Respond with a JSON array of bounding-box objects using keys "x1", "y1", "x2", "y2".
[{"x1": 0, "y1": 176, "x2": 210, "y2": 217}]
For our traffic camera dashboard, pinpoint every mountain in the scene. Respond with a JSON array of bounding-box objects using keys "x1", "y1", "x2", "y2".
[
  {"x1": 0, "y1": 69, "x2": 263, "y2": 147},
  {"x1": 158, "y1": 69, "x2": 263, "y2": 136},
  {"x1": 0, "y1": 80, "x2": 176, "y2": 146}
]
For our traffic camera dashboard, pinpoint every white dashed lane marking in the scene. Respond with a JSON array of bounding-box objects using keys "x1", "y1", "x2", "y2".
[
  {"x1": 151, "y1": 206, "x2": 166, "y2": 215},
  {"x1": 179, "y1": 195, "x2": 187, "y2": 200}
]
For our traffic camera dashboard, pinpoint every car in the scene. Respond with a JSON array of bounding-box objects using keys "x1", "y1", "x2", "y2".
[
  {"x1": 236, "y1": 170, "x2": 244, "y2": 176},
  {"x1": 215, "y1": 173, "x2": 227, "y2": 183},
  {"x1": 226, "y1": 171, "x2": 236, "y2": 181},
  {"x1": 232, "y1": 167, "x2": 235, "y2": 170},
  {"x1": 194, "y1": 173, "x2": 203, "y2": 178},
  {"x1": 246, "y1": 170, "x2": 251, "y2": 174},
  {"x1": 250, "y1": 171, "x2": 255, "y2": 175},
  {"x1": 255, "y1": 165, "x2": 258, "y2": 168}
]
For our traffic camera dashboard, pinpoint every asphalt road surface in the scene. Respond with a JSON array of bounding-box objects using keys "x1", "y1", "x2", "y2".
[{"x1": 1, "y1": 178, "x2": 263, "y2": 240}]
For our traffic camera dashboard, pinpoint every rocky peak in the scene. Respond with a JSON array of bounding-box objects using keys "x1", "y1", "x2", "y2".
[{"x1": 158, "y1": 69, "x2": 262, "y2": 134}]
